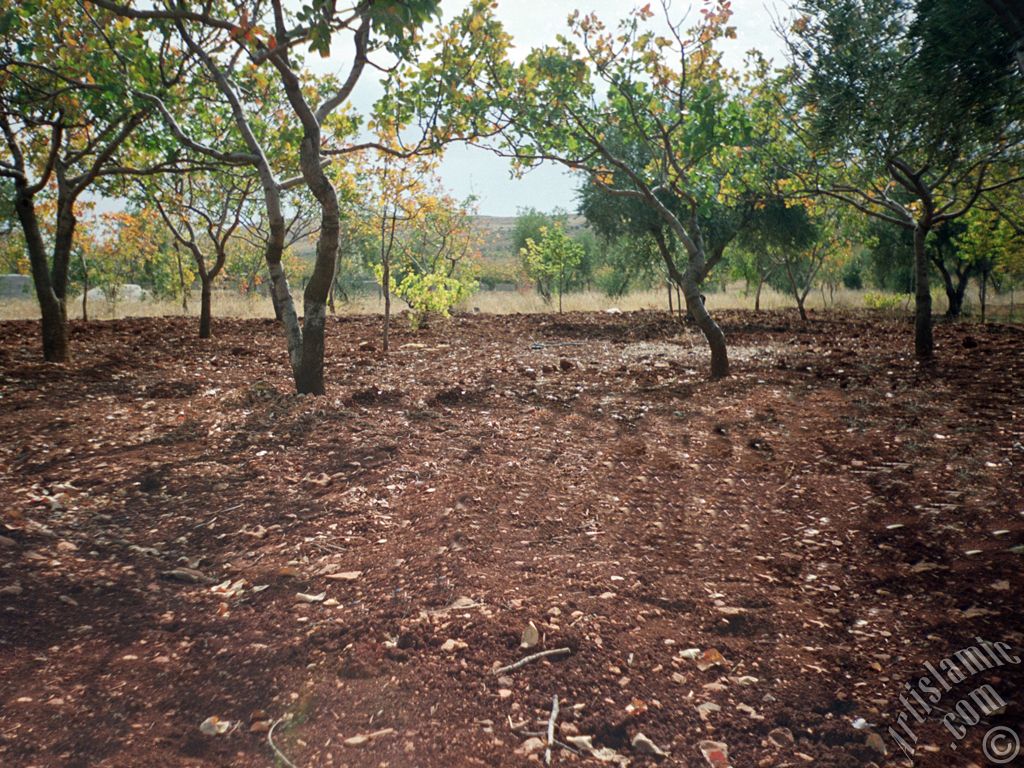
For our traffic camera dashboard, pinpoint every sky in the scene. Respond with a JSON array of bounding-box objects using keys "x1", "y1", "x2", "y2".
[{"x1": 372, "y1": 0, "x2": 793, "y2": 216}]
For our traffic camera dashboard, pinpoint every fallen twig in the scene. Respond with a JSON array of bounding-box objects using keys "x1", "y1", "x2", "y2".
[
  {"x1": 494, "y1": 647, "x2": 572, "y2": 675},
  {"x1": 545, "y1": 695, "x2": 560, "y2": 766},
  {"x1": 268, "y1": 717, "x2": 298, "y2": 768}
]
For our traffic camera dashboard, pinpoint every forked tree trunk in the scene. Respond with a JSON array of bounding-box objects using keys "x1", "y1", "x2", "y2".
[
  {"x1": 913, "y1": 223, "x2": 935, "y2": 359},
  {"x1": 654, "y1": 230, "x2": 729, "y2": 378}
]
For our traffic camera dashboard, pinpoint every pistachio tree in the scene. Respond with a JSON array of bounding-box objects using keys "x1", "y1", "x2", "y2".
[{"x1": 0, "y1": 0, "x2": 175, "y2": 360}]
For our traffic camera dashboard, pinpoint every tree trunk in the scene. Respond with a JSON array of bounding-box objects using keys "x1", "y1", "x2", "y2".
[
  {"x1": 14, "y1": 185, "x2": 69, "y2": 362},
  {"x1": 199, "y1": 275, "x2": 213, "y2": 339},
  {"x1": 754, "y1": 275, "x2": 764, "y2": 311},
  {"x1": 79, "y1": 249, "x2": 89, "y2": 323},
  {"x1": 683, "y1": 271, "x2": 729, "y2": 378},
  {"x1": 173, "y1": 241, "x2": 189, "y2": 312},
  {"x1": 383, "y1": 249, "x2": 391, "y2": 354},
  {"x1": 653, "y1": 229, "x2": 728, "y2": 378},
  {"x1": 979, "y1": 271, "x2": 988, "y2": 324},
  {"x1": 667, "y1": 280, "x2": 673, "y2": 315},
  {"x1": 294, "y1": 135, "x2": 340, "y2": 395},
  {"x1": 785, "y1": 263, "x2": 809, "y2": 322},
  {"x1": 913, "y1": 223, "x2": 934, "y2": 359}
]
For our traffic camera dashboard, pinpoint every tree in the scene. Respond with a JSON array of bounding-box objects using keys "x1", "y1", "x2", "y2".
[
  {"x1": 403, "y1": 2, "x2": 778, "y2": 377},
  {"x1": 520, "y1": 224, "x2": 584, "y2": 314},
  {"x1": 146, "y1": 171, "x2": 257, "y2": 338},
  {"x1": 95, "y1": 0, "x2": 501, "y2": 394},
  {"x1": 788, "y1": 0, "x2": 1024, "y2": 358},
  {"x1": 0, "y1": 0, "x2": 172, "y2": 360},
  {"x1": 387, "y1": 194, "x2": 481, "y2": 327}
]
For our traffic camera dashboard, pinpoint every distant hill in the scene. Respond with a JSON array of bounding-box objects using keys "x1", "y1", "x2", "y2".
[
  {"x1": 292, "y1": 213, "x2": 590, "y2": 264},
  {"x1": 472, "y1": 214, "x2": 589, "y2": 261}
]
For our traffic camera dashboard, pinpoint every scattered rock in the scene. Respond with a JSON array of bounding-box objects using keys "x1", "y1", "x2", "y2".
[
  {"x1": 768, "y1": 727, "x2": 794, "y2": 748},
  {"x1": 344, "y1": 728, "x2": 395, "y2": 747},
  {"x1": 295, "y1": 591, "x2": 326, "y2": 603},
  {"x1": 698, "y1": 739, "x2": 730, "y2": 768},
  {"x1": 440, "y1": 638, "x2": 468, "y2": 653},
  {"x1": 865, "y1": 732, "x2": 887, "y2": 755},
  {"x1": 0, "y1": 584, "x2": 23, "y2": 596},
  {"x1": 520, "y1": 621, "x2": 540, "y2": 650},
  {"x1": 517, "y1": 736, "x2": 545, "y2": 755},
  {"x1": 161, "y1": 568, "x2": 212, "y2": 584},
  {"x1": 632, "y1": 732, "x2": 667, "y2": 757},
  {"x1": 199, "y1": 716, "x2": 230, "y2": 736},
  {"x1": 325, "y1": 571, "x2": 362, "y2": 581}
]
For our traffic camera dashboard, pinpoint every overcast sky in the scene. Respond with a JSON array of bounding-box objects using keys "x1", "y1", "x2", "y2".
[{"x1": 410, "y1": 0, "x2": 792, "y2": 216}]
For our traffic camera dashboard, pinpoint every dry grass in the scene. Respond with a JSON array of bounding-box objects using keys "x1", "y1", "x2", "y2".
[{"x1": 1, "y1": 284, "x2": 1021, "y2": 322}]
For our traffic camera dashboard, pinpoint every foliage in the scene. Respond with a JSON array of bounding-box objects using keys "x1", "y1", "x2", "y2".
[
  {"x1": 520, "y1": 224, "x2": 584, "y2": 312},
  {"x1": 864, "y1": 291, "x2": 912, "y2": 311}
]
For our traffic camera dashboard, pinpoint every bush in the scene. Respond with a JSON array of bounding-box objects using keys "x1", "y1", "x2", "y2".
[{"x1": 863, "y1": 291, "x2": 911, "y2": 311}]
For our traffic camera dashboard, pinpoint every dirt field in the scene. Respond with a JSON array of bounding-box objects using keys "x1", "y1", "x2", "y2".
[{"x1": 1, "y1": 310, "x2": 1022, "y2": 768}]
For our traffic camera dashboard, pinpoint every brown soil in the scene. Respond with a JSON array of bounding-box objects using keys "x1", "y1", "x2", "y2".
[{"x1": 1, "y1": 310, "x2": 1022, "y2": 768}]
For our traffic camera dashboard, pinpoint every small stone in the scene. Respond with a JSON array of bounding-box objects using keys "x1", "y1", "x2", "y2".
[
  {"x1": 865, "y1": 732, "x2": 887, "y2": 755},
  {"x1": 497, "y1": 676, "x2": 514, "y2": 687},
  {"x1": 344, "y1": 728, "x2": 395, "y2": 746},
  {"x1": 517, "y1": 737, "x2": 545, "y2": 755},
  {"x1": 521, "y1": 621, "x2": 540, "y2": 650},
  {"x1": 440, "y1": 638, "x2": 467, "y2": 653},
  {"x1": 698, "y1": 739, "x2": 730, "y2": 768},
  {"x1": 497, "y1": 688, "x2": 513, "y2": 699},
  {"x1": 249, "y1": 720, "x2": 271, "y2": 734},
  {"x1": 325, "y1": 571, "x2": 362, "y2": 581},
  {"x1": 0, "y1": 535, "x2": 18, "y2": 547},
  {"x1": 598, "y1": 591, "x2": 616, "y2": 600},
  {"x1": 559, "y1": 722, "x2": 579, "y2": 736},
  {"x1": 678, "y1": 648, "x2": 701, "y2": 660},
  {"x1": 0, "y1": 584, "x2": 24, "y2": 596},
  {"x1": 768, "y1": 727, "x2": 794, "y2": 748},
  {"x1": 199, "y1": 716, "x2": 230, "y2": 736},
  {"x1": 697, "y1": 701, "x2": 721, "y2": 721},
  {"x1": 56, "y1": 540, "x2": 78, "y2": 553},
  {"x1": 631, "y1": 732, "x2": 667, "y2": 757}
]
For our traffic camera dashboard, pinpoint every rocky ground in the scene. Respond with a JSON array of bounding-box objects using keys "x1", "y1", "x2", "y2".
[{"x1": 0, "y1": 310, "x2": 1022, "y2": 768}]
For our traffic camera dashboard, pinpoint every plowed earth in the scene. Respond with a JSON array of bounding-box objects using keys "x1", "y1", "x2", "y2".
[{"x1": 0, "y1": 310, "x2": 1022, "y2": 768}]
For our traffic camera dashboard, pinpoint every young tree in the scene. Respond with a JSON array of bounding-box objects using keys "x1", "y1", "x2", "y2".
[
  {"x1": 146, "y1": 171, "x2": 258, "y2": 337},
  {"x1": 520, "y1": 224, "x2": 584, "y2": 314}
]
